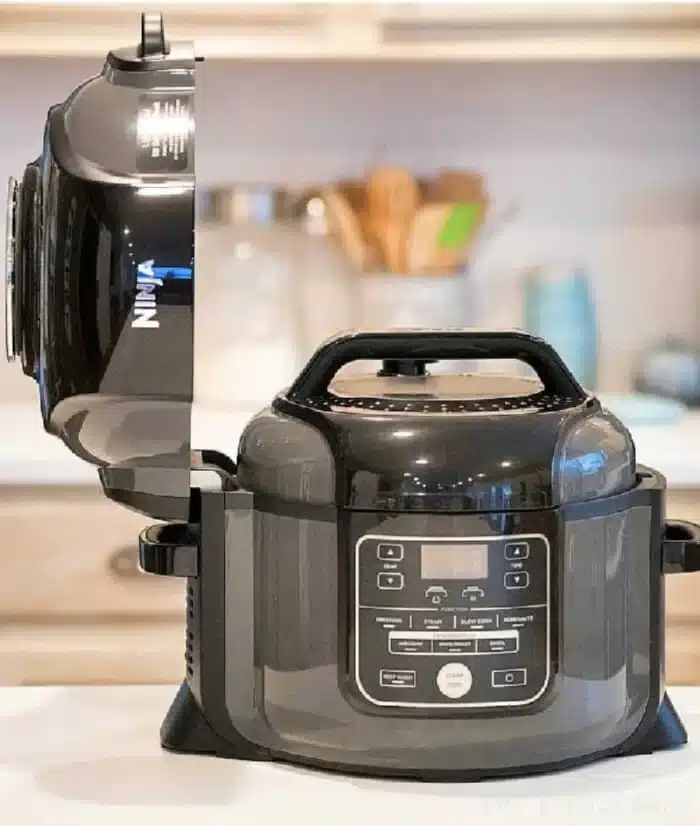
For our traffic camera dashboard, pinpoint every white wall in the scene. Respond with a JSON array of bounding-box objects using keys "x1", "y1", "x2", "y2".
[{"x1": 2, "y1": 56, "x2": 700, "y2": 400}]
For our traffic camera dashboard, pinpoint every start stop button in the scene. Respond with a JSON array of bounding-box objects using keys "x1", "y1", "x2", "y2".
[{"x1": 436, "y1": 662, "x2": 473, "y2": 699}]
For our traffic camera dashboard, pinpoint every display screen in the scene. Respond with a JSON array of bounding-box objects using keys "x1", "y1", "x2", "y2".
[{"x1": 421, "y1": 543, "x2": 488, "y2": 580}]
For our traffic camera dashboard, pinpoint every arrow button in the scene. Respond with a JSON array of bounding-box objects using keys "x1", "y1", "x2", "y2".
[
  {"x1": 504, "y1": 571, "x2": 529, "y2": 590},
  {"x1": 378, "y1": 572, "x2": 405, "y2": 590},
  {"x1": 505, "y1": 542, "x2": 530, "y2": 560}
]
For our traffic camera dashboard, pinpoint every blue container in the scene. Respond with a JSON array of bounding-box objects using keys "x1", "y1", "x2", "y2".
[{"x1": 524, "y1": 266, "x2": 598, "y2": 390}]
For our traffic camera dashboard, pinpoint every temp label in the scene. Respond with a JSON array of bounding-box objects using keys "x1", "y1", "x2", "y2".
[{"x1": 136, "y1": 95, "x2": 192, "y2": 172}]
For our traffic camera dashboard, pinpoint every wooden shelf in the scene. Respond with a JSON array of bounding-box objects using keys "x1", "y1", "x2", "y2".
[{"x1": 2, "y1": 2, "x2": 700, "y2": 61}]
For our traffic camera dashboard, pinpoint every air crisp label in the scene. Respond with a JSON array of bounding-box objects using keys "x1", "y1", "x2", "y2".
[{"x1": 136, "y1": 95, "x2": 192, "y2": 172}]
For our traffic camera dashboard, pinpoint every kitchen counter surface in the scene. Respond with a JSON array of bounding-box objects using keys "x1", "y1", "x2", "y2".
[
  {"x1": 0, "y1": 404, "x2": 259, "y2": 486},
  {"x1": 3, "y1": 402, "x2": 700, "y2": 488},
  {"x1": 0, "y1": 685, "x2": 699, "y2": 824},
  {"x1": 0, "y1": 405, "x2": 97, "y2": 485}
]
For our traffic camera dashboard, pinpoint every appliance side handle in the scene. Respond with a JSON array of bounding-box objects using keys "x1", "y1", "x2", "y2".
[
  {"x1": 139, "y1": 522, "x2": 199, "y2": 578},
  {"x1": 662, "y1": 520, "x2": 700, "y2": 574}
]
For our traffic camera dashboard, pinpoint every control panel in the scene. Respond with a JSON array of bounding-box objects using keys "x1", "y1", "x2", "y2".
[{"x1": 353, "y1": 534, "x2": 550, "y2": 709}]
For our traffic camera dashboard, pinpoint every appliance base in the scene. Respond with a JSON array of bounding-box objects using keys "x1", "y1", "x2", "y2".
[
  {"x1": 160, "y1": 681, "x2": 688, "y2": 779},
  {"x1": 622, "y1": 690, "x2": 687, "y2": 755},
  {"x1": 160, "y1": 682, "x2": 268, "y2": 762}
]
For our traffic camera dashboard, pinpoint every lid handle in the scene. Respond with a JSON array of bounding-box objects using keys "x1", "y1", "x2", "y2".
[
  {"x1": 287, "y1": 330, "x2": 587, "y2": 403},
  {"x1": 139, "y1": 12, "x2": 170, "y2": 58}
]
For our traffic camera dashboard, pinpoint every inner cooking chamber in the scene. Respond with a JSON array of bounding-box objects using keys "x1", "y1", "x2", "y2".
[{"x1": 224, "y1": 498, "x2": 654, "y2": 773}]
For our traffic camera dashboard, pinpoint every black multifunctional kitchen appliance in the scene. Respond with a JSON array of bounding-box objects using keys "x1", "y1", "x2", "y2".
[{"x1": 6, "y1": 13, "x2": 700, "y2": 781}]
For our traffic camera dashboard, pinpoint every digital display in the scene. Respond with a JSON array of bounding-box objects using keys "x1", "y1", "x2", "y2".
[{"x1": 421, "y1": 544, "x2": 488, "y2": 580}]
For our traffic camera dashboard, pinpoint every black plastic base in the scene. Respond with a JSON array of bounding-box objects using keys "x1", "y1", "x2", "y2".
[
  {"x1": 622, "y1": 691, "x2": 687, "y2": 755},
  {"x1": 160, "y1": 681, "x2": 269, "y2": 761},
  {"x1": 160, "y1": 682, "x2": 688, "y2": 780}
]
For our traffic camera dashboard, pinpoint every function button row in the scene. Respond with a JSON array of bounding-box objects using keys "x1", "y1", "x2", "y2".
[
  {"x1": 372, "y1": 539, "x2": 533, "y2": 565},
  {"x1": 370, "y1": 607, "x2": 543, "y2": 631},
  {"x1": 388, "y1": 631, "x2": 519, "y2": 656},
  {"x1": 376, "y1": 666, "x2": 529, "y2": 695}
]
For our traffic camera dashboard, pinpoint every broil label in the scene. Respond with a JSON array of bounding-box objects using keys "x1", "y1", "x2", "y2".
[{"x1": 136, "y1": 95, "x2": 192, "y2": 172}]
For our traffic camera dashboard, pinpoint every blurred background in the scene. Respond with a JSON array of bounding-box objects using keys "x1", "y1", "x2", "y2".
[{"x1": 2, "y1": 1, "x2": 700, "y2": 686}]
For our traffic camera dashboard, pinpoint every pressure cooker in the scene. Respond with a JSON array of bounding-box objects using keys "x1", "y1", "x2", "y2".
[
  {"x1": 136, "y1": 328, "x2": 699, "y2": 780},
  {"x1": 5, "y1": 12, "x2": 700, "y2": 781}
]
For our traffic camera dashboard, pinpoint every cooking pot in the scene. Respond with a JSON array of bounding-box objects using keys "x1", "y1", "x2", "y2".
[{"x1": 140, "y1": 328, "x2": 700, "y2": 780}]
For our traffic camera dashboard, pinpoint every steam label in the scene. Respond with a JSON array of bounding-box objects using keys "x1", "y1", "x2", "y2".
[{"x1": 136, "y1": 95, "x2": 193, "y2": 172}]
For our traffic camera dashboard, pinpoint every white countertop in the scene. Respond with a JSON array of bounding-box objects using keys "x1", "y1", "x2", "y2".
[
  {"x1": 0, "y1": 406, "x2": 96, "y2": 485},
  {"x1": 2, "y1": 402, "x2": 700, "y2": 488},
  {"x1": 0, "y1": 685, "x2": 699, "y2": 824},
  {"x1": 0, "y1": 404, "x2": 260, "y2": 486},
  {"x1": 632, "y1": 415, "x2": 700, "y2": 487}
]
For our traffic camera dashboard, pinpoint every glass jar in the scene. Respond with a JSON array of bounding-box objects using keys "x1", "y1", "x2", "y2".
[{"x1": 194, "y1": 186, "x2": 361, "y2": 409}]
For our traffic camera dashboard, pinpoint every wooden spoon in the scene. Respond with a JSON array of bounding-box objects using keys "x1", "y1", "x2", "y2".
[
  {"x1": 336, "y1": 179, "x2": 366, "y2": 216},
  {"x1": 365, "y1": 166, "x2": 420, "y2": 273},
  {"x1": 319, "y1": 186, "x2": 367, "y2": 271},
  {"x1": 406, "y1": 203, "x2": 460, "y2": 274}
]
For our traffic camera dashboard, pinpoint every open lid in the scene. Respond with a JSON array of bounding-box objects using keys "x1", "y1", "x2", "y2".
[
  {"x1": 5, "y1": 13, "x2": 196, "y2": 519},
  {"x1": 264, "y1": 330, "x2": 636, "y2": 511}
]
